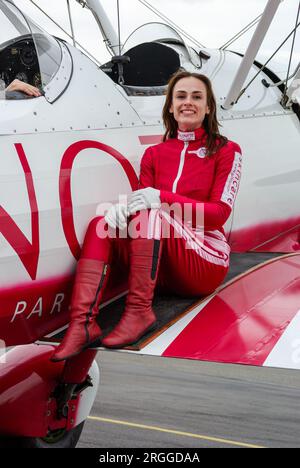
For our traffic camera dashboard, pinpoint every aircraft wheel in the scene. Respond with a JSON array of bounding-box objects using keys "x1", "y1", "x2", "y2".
[
  {"x1": 0, "y1": 422, "x2": 85, "y2": 448},
  {"x1": 0, "y1": 437, "x2": 19, "y2": 448},
  {"x1": 21, "y1": 422, "x2": 85, "y2": 448}
]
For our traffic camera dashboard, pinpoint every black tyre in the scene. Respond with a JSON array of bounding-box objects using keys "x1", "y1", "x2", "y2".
[{"x1": 1, "y1": 422, "x2": 85, "y2": 448}]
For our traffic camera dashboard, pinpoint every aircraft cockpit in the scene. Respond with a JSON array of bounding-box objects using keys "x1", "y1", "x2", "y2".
[
  {"x1": 101, "y1": 23, "x2": 209, "y2": 96},
  {"x1": 0, "y1": 35, "x2": 41, "y2": 93},
  {"x1": 0, "y1": 0, "x2": 72, "y2": 102}
]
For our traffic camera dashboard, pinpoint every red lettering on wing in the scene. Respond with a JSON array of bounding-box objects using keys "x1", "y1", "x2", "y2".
[{"x1": 0, "y1": 144, "x2": 39, "y2": 280}]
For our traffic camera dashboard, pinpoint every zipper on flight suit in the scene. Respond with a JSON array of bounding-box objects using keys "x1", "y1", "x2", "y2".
[{"x1": 172, "y1": 141, "x2": 189, "y2": 193}]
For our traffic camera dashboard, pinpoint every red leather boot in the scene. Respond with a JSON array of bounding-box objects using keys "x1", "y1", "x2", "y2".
[
  {"x1": 101, "y1": 238, "x2": 161, "y2": 348},
  {"x1": 51, "y1": 258, "x2": 110, "y2": 361}
]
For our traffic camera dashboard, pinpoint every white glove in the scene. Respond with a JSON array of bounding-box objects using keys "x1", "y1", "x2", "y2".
[
  {"x1": 105, "y1": 203, "x2": 129, "y2": 230},
  {"x1": 128, "y1": 187, "x2": 161, "y2": 215}
]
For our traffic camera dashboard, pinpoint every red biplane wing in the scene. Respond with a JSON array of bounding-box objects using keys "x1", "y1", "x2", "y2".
[{"x1": 46, "y1": 253, "x2": 300, "y2": 371}]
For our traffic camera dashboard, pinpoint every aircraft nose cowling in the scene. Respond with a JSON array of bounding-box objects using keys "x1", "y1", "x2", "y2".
[{"x1": 0, "y1": 344, "x2": 99, "y2": 438}]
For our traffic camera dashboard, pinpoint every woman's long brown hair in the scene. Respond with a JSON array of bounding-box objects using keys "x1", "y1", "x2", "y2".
[{"x1": 162, "y1": 70, "x2": 227, "y2": 155}]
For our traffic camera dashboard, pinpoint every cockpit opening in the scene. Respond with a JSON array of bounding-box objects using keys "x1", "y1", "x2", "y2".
[
  {"x1": 101, "y1": 23, "x2": 206, "y2": 96},
  {"x1": 0, "y1": 0, "x2": 70, "y2": 102},
  {"x1": 0, "y1": 35, "x2": 41, "y2": 91},
  {"x1": 101, "y1": 42, "x2": 180, "y2": 95}
]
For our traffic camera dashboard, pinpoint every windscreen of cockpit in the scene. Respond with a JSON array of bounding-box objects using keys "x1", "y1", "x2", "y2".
[{"x1": 0, "y1": 0, "x2": 62, "y2": 99}]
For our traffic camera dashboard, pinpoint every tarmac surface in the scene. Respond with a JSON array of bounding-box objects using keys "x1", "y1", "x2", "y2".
[{"x1": 77, "y1": 350, "x2": 300, "y2": 448}]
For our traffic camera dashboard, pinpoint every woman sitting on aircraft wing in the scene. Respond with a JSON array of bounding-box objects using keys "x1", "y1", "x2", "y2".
[{"x1": 51, "y1": 70, "x2": 242, "y2": 362}]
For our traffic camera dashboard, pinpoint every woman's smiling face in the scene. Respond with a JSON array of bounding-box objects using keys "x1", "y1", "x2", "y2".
[{"x1": 169, "y1": 76, "x2": 210, "y2": 132}]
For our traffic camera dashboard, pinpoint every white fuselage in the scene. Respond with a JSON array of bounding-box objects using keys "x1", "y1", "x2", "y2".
[{"x1": 1, "y1": 42, "x2": 299, "y2": 289}]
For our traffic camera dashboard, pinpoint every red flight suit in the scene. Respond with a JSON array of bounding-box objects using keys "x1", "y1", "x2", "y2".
[{"x1": 82, "y1": 126, "x2": 242, "y2": 297}]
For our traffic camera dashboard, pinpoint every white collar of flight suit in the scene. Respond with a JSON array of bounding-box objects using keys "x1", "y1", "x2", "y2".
[{"x1": 177, "y1": 127, "x2": 206, "y2": 142}]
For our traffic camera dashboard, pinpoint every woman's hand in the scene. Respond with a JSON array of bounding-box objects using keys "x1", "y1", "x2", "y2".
[
  {"x1": 6, "y1": 79, "x2": 42, "y2": 97},
  {"x1": 128, "y1": 187, "x2": 161, "y2": 214},
  {"x1": 105, "y1": 203, "x2": 129, "y2": 230},
  {"x1": 105, "y1": 188, "x2": 161, "y2": 229}
]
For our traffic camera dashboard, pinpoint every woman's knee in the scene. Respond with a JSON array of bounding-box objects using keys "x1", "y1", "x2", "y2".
[
  {"x1": 81, "y1": 216, "x2": 112, "y2": 260},
  {"x1": 87, "y1": 215, "x2": 105, "y2": 230}
]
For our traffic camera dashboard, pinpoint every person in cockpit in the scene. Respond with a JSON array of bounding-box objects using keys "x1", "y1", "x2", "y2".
[{"x1": 2, "y1": 78, "x2": 41, "y2": 97}]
